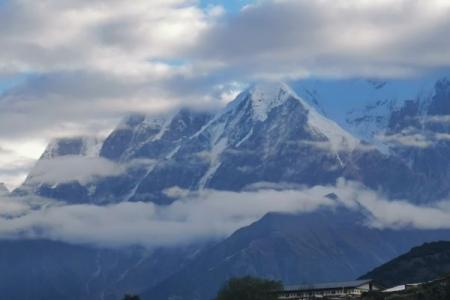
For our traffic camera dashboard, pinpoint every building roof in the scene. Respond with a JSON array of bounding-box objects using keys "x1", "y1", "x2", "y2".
[
  {"x1": 383, "y1": 282, "x2": 422, "y2": 293},
  {"x1": 383, "y1": 285, "x2": 406, "y2": 293},
  {"x1": 283, "y1": 279, "x2": 373, "y2": 292}
]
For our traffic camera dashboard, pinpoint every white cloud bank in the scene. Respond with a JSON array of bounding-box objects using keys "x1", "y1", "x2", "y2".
[
  {"x1": 0, "y1": 0, "x2": 214, "y2": 76},
  {"x1": 1, "y1": 179, "x2": 450, "y2": 249},
  {"x1": 193, "y1": 0, "x2": 450, "y2": 79}
]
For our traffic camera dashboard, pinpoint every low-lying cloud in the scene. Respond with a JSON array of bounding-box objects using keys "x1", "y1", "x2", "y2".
[
  {"x1": 377, "y1": 129, "x2": 450, "y2": 148},
  {"x1": 25, "y1": 155, "x2": 158, "y2": 186},
  {"x1": 27, "y1": 156, "x2": 125, "y2": 185},
  {"x1": 1, "y1": 179, "x2": 450, "y2": 249}
]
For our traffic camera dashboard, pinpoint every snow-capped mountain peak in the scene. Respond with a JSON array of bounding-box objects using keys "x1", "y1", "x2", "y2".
[
  {"x1": 236, "y1": 81, "x2": 360, "y2": 151},
  {"x1": 245, "y1": 81, "x2": 299, "y2": 121}
]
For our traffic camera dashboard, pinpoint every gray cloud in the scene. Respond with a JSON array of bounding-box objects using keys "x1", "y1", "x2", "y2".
[
  {"x1": 191, "y1": 0, "x2": 450, "y2": 79},
  {"x1": 27, "y1": 156, "x2": 125, "y2": 185},
  {"x1": 0, "y1": 158, "x2": 35, "y2": 177},
  {"x1": 0, "y1": 187, "x2": 333, "y2": 248},
  {"x1": 377, "y1": 129, "x2": 450, "y2": 148},
  {"x1": 0, "y1": 142, "x2": 42, "y2": 188},
  {"x1": 0, "y1": 0, "x2": 223, "y2": 143},
  {"x1": 1, "y1": 179, "x2": 450, "y2": 249},
  {"x1": 25, "y1": 154, "x2": 158, "y2": 186},
  {"x1": 0, "y1": 0, "x2": 212, "y2": 75}
]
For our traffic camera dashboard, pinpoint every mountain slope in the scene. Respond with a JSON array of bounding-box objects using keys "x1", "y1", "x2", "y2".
[
  {"x1": 345, "y1": 77, "x2": 450, "y2": 202},
  {"x1": 384, "y1": 78, "x2": 450, "y2": 202},
  {"x1": 0, "y1": 239, "x2": 202, "y2": 300},
  {"x1": 143, "y1": 208, "x2": 450, "y2": 300},
  {"x1": 143, "y1": 82, "x2": 359, "y2": 194},
  {"x1": 360, "y1": 241, "x2": 450, "y2": 287}
]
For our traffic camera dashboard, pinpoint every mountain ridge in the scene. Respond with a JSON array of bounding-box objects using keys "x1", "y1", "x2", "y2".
[
  {"x1": 360, "y1": 241, "x2": 450, "y2": 287},
  {"x1": 142, "y1": 207, "x2": 450, "y2": 300}
]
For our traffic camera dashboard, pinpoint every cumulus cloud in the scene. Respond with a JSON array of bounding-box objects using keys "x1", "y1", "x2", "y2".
[
  {"x1": 1, "y1": 179, "x2": 450, "y2": 249},
  {"x1": 192, "y1": 0, "x2": 450, "y2": 79},
  {"x1": 0, "y1": 0, "x2": 227, "y2": 146},
  {"x1": 0, "y1": 0, "x2": 214, "y2": 75},
  {"x1": 5, "y1": 0, "x2": 449, "y2": 80}
]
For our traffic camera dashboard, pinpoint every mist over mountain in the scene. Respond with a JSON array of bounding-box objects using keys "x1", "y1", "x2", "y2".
[
  {"x1": 143, "y1": 208, "x2": 450, "y2": 300},
  {"x1": 0, "y1": 183, "x2": 8, "y2": 195},
  {"x1": 17, "y1": 79, "x2": 450, "y2": 205},
  {"x1": 2, "y1": 1, "x2": 450, "y2": 300},
  {"x1": 2, "y1": 77, "x2": 450, "y2": 299}
]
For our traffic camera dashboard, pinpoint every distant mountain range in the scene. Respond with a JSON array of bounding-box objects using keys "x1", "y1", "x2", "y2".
[
  {"x1": 2, "y1": 76, "x2": 450, "y2": 299},
  {"x1": 0, "y1": 208, "x2": 449, "y2": 300},
  {"x1": 142, "y1": 208, "x2": 450, "y2": 300},
  {"x1": 16, "y1": 78, "x2": 450, "y2": 204},
  {"x1": 0, "y1": 239, "x2": 204, "y2": 300}
]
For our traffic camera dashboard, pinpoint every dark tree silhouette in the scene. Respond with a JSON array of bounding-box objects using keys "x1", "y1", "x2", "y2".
[{"x1": 214, "y1": 276, "x2": 282, "y2": 300}]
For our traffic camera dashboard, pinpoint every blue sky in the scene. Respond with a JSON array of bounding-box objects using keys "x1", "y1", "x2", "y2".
[
  {"x1": 199, "y1": 0, "x2": 254, "y2": 13},
  {"x1": 0, "y1": 74, "x2": 28, "y2": 95}
]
